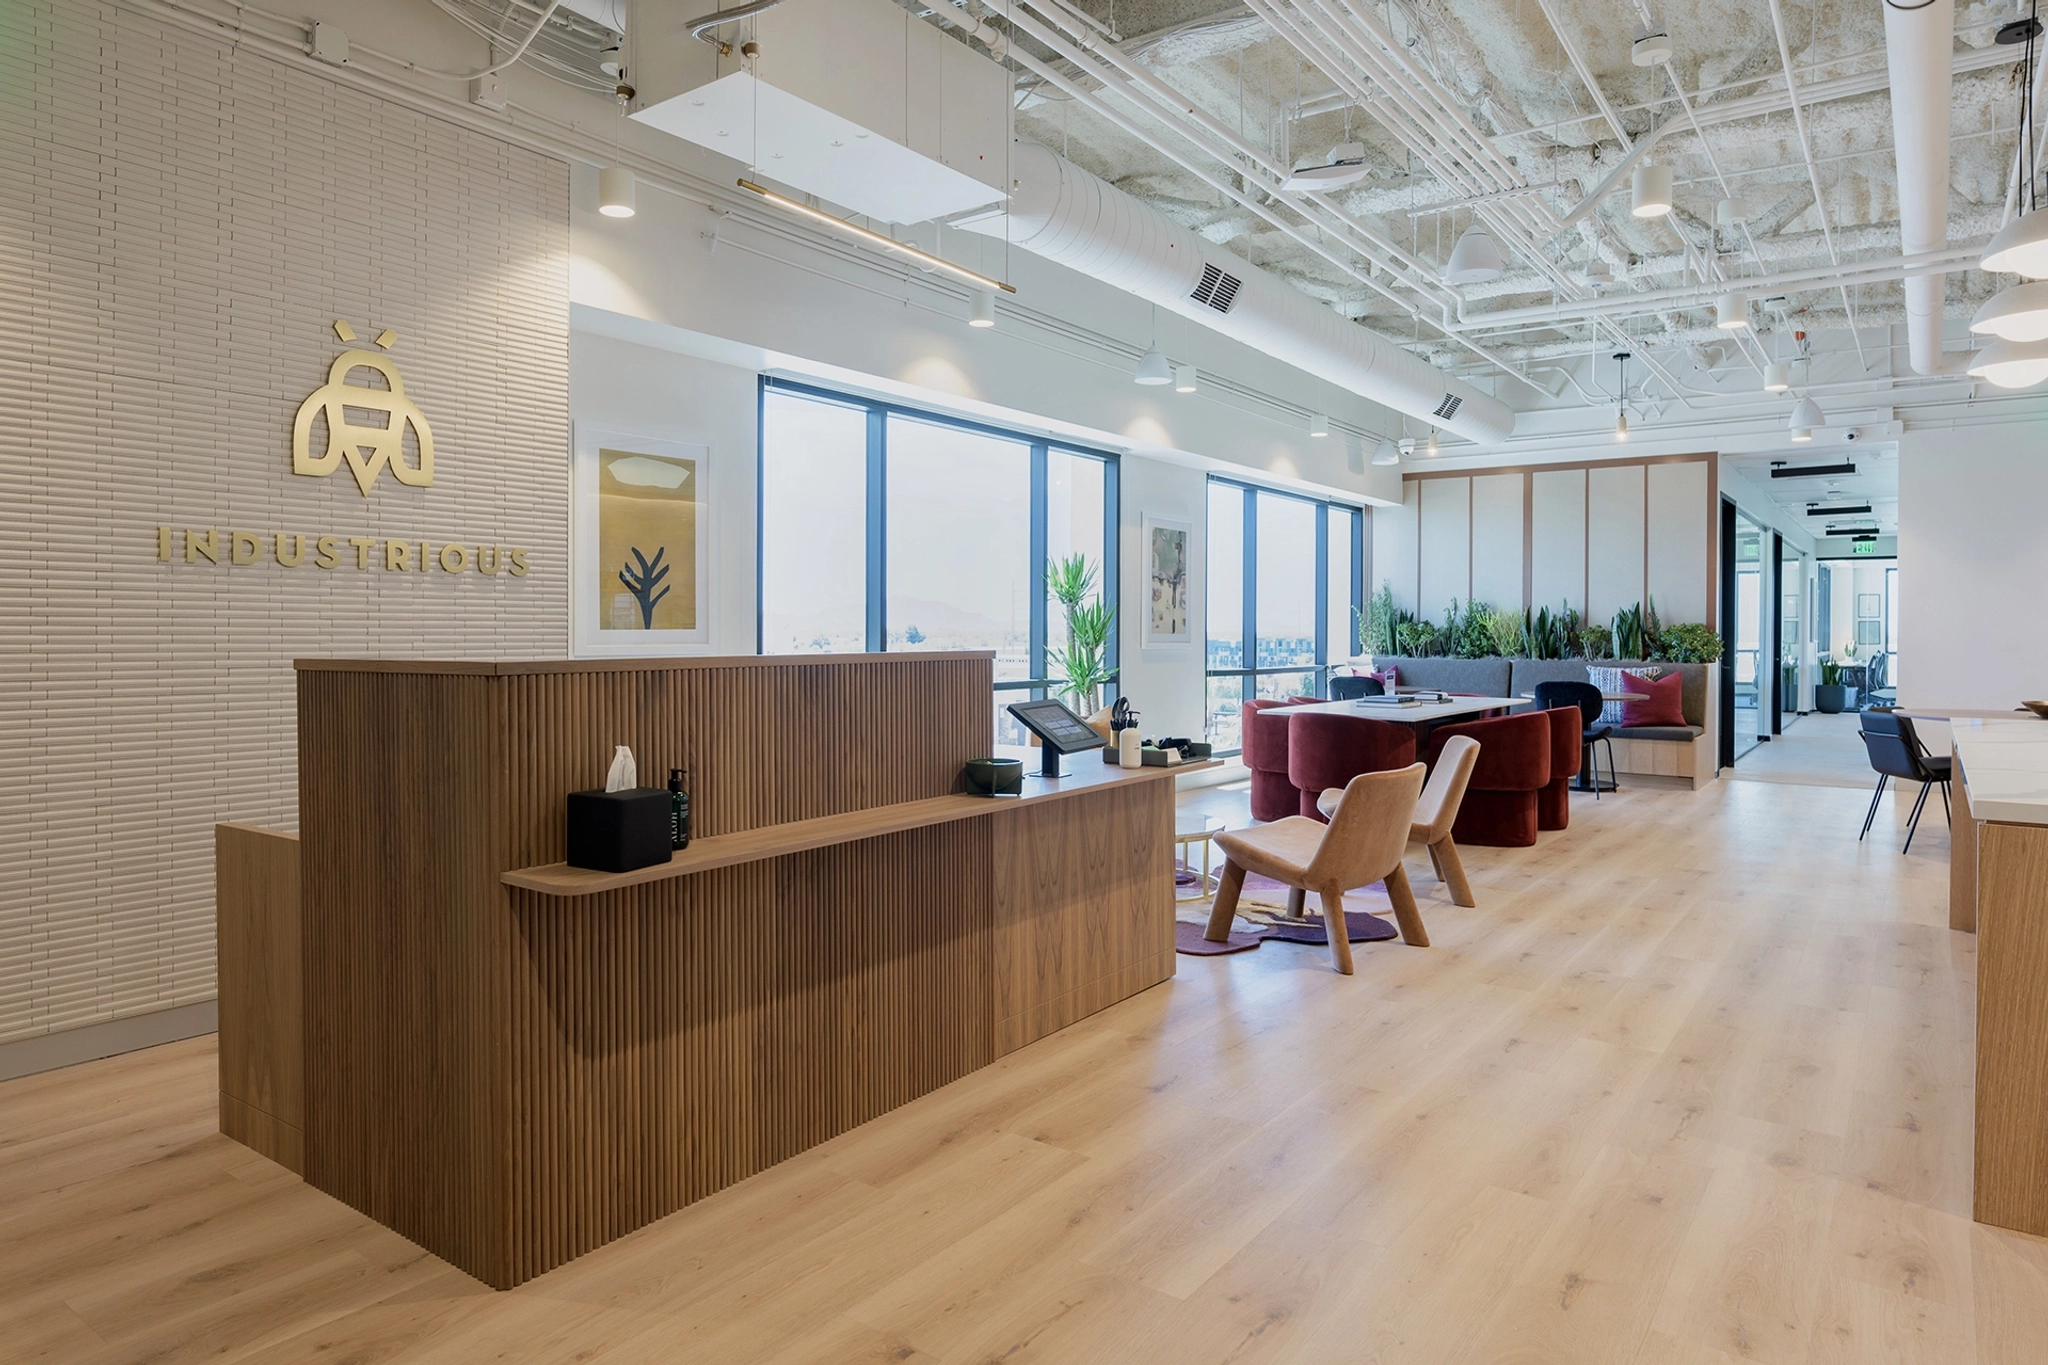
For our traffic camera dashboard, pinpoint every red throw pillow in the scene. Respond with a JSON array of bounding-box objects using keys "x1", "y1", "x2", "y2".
[{"x1": 1620, "y1": 670, "x2": 1686, "y2": 727}]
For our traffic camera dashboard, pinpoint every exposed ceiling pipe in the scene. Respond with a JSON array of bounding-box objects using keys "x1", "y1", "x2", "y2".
[
  {"x1": 957, "y1": 143, "x2": 1518, "y2": 444},
  {"x1": 1766, "y1": 0, "x2": 1869, "y2": 367},
  {"x1": 1885, "y1": 0, "x2": 1969, "y2": 375}
]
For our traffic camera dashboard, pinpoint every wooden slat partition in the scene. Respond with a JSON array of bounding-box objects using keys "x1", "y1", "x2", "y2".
[
  {"x1": 294, "y1": 654, "x2": 1175, "y2": 1288},
  {"x1": 215, "y1": 824, "x2": 304, "y2": 1174}
]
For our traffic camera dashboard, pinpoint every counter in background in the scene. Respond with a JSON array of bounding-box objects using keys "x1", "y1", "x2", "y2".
[{"x1": 1951, "y1": 718, "x2": 2048, "y2": 1238}]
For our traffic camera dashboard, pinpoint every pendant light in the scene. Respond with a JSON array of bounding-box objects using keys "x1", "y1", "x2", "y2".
[
  {"x1": 1427, "y1": 429, "x2": 1439, "y2": 456},
  {"x1": 1444, "y1": 223, "x2": 1505, "y2": 284},
  {"x1": 1174, "y1": 364, "x2": 1198, "y2": 393},
  {"x1": 599, "y1": 78, "x2": 636, "y2": 218},
  {"x1": 1615, "y1": 408, "x2": 1630, "y2": 441},
  {"x1": 967, "y1": 290, "x2": 996, "y2": 328},
  {"x1": 1371, "y1": 437, "x2": 1401, "y2": 466},
  {"x1": 1631, "y1": 161, "x2": 1674, "y2": 218},
  {"x1": 1309, "y1": 413, "x2": 1330, "y2": 438},
  {"x1": 1971, "y1": 279, "x2": 2048, "y2": 342},
  {"x1": 1981, "y1": 1, "x2": 2046, "y2": 277},
  {"x1": 1968, "y1": 337, "x2": 2048, "y2": 388},
  {"x1": 1788, "y1": 394, "x2": 1824, "y2": 442},
  {"x1": 1134, "y1": 304, "x2": 1170, "y2": 384},
  {"x1": 1612, "y1": 350, "x2": 1632, "y2": 441},
  {"x1": 1762, "y1": 362, "x2": 1791, "y2": 392},
  {"x1": 1715, "y1": 292, "x2": 1751, "y2": 329}
]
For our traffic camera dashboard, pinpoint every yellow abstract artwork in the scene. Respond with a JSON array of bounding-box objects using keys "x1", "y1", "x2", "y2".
[{"x1": 598, "y1": 448, "x2": 698, "y2": 631}]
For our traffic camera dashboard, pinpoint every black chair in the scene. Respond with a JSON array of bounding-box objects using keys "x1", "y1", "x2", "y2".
[
  {"x1": 1330, "y1": 675, "x2": 1385, "y2": 701},
  {"x1": 1858, "y1": 711, "x2": 1951, "y2": 852},
  {"x1": 1532, "y1": 680, "x2": 1614, "y2": 797}
]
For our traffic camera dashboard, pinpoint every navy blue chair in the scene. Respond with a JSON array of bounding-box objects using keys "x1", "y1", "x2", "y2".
[
  {"x1": 1858, "y1": 711, "x2": 1950, "y2": 852},
  {"x1": 1330, "y1": 675, "x2": 1385, "y2": 701},
  {"x1": 1532, "y1": 680, "x2": 1614, "y2": 797}
]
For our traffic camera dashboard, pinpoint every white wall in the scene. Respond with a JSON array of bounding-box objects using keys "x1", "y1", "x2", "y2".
[
  {"x1": 1371, "y1": 454, "x2": 1716, "y2": 632},
  {"x1": 1118, "y1": 457, "x2": 1210, "y2": 741},
  {"x1": 569, "y1": 333, "x2": 760, "y2": 654},
  {"x1": 1899, "y1": 415, "x2": 2048, "y2": 710},
  {"x1": 0, "y1": 2, "x2": 570, "y2": 1047}
]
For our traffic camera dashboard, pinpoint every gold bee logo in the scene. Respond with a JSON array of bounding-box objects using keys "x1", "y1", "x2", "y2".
[{"x1": 292, "y1": 320, "x2": 434, "y2": 495}]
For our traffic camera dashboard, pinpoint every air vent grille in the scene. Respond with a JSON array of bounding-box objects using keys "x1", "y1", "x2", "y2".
[
  {"x1": 1432, "y1": 393, "x2": 1463, "y2": 421},
  {"x1": 1190, "y1": 263, "x2": 1243, "y2": 313}
]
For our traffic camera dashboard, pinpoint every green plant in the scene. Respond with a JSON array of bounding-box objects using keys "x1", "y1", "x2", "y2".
[
  {"x1": 1046, "y1": 554, "x2": 1114, "y2": 710},
  {"x1": 1655, "y1": 622, "x2": 1724, "y2": 663},
  {"x1": 1395, "y1": 619, "x2": 1440, "y2": 656},
  {"x1": 1819, "y1": 657, "x2": 1842, "y2": 687},
  {"x1": 1484, "y1": 604, "x2": 1526, "y2": 657},
  {"x1": 1580, "y1": 623, "x2": 1613, "y2": 660},
  {"x1": 1450, "y1": 599, "x2": 1500, "y2": 658},
  {"x1": 1611, "y1": 602, "x2": 1645, "y2": 660},
  {"x1": 1357, "y1": 581, "x2": 1410, "y2": 656}
]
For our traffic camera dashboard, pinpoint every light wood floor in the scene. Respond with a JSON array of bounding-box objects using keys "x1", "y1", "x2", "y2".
[{"x1": 6, "y1": 777, "x2": 2046, "y2": 1363}]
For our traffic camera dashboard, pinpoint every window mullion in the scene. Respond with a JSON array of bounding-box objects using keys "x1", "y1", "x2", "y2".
[
  {"x1": 1029, "y1": 442, "x2": 1048, "y2": 687},
  {"x1": 866, "y1": 407, "x2": 887, "y2": 652},
  {"x1": 1241, "y1": 485, "x2": 1258, "y2": 692}
]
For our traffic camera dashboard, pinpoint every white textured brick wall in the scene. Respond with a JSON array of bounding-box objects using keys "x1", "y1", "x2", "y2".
[{"x1": 0, "y1": 2, "x2": 571, "y2": 1044}]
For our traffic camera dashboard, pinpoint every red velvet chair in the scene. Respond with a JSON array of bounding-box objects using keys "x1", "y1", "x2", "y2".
[
  {"x1": 1425, "y1": 711, "x2": 1552, "y2": 848},
  {"x1": 1287, "y1": 712, "x2": 1418, "y2": 822},
  {"x1": 1240, "y1": 698, "x2": 1317, "y2": 822},
  {"x1": 1537, "y1": 706, "x2": 1583, "y2": 832}
]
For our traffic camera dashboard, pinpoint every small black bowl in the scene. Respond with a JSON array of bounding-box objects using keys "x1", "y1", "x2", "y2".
[{"x1": 964, "y1": 756, "x2": 1024, "y2": 796}]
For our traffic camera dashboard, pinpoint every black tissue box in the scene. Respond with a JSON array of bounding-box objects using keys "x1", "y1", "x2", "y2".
[{"x1": 566, "y1": 788, "x2": 673, "y2": 873}]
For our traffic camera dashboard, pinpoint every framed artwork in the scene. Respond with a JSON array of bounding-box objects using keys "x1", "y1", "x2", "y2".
[
  {"x1": 1141, "y1": 515, "x2": 1192, "y2": 647},
  {"x1": 1856, "y1": 593, "x2": 1882, "y2": 619},
  {"x1": 1856, "y1": 619, "x2": 1883, "y2": 646},
  {"x1": 572, "y1": 423, "x2": 711, "y2": 656}
]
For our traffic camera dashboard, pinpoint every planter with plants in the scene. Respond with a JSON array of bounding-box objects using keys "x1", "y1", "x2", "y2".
[
  {"x1": 1047, "y1": 554, "x2": 1115, "y2": 715},
  {"x1": 1816, "y1": 657, "x2": 1857, "y2": 713}
]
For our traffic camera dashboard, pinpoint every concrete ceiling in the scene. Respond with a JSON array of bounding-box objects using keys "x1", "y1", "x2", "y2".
[{"x1": 986, "y1": 0, "x2": 2036, "y2": 381}]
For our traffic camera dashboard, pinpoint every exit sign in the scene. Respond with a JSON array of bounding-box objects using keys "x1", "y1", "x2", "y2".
[{"x1": 1852, "y1": 541, "x2": 1878, "y2": 555}]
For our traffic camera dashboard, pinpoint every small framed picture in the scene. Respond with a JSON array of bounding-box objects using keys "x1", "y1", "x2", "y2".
[
  {"x1": 1141, "y1": 515, "x2": 1192, "y2": 648},
  {"x1": 1856, "y1": 619, "x2": 1882, "y2": 646},
  {"x1": 572, "y1": 423, "x2": 712, "y2": 656},
  {"x1": 1856, "y1": 593, "x2": 1882, "y2": 620}
]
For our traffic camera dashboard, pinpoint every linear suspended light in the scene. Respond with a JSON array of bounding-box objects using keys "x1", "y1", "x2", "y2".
[{"x1": 737, "y1": 179, "x2": 1018, "y2": 294}]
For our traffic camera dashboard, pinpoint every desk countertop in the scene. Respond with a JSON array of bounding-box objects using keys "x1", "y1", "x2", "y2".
[
  {"x1": 505, "y1": 748, "x2": 1217, "y2": 896},
  {"x1": 1289, "y1": 695, "x2": 1528, "y2": 724},
  {"x1": 1953, "y1": 718, "x2": 2048, "y2": 826}
]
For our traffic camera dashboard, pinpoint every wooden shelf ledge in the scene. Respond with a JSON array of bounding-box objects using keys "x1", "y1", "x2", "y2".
[{"x1": 503, "y1": 757, "x2": 1218, "y2": 897}]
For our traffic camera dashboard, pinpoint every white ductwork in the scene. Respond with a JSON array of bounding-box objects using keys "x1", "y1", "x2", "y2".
[
  {"x1": 957, "y1": 143, "x2": 1516, "y2": 444},
  {"x1": 1885, "y1": 0, "x2": 1965, "y2": 375}
]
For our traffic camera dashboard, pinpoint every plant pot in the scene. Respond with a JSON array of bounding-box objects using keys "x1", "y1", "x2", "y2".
[{"x1": 1815, "y1": 684, "x2": 1858, "y2": 714}]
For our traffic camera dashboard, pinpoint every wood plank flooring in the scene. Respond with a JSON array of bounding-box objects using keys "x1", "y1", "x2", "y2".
[{"x1": 6, "y1": 777, "x2": 2048, "y2": 1363}]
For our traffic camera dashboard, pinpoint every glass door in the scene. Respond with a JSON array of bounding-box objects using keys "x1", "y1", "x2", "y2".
[
  {"x1": 1731, "y1": 513, "x2": 1764, "y2": 757},
  {"x1": 1779, "y1": 538, "x2": 1802, "y2": 731}
]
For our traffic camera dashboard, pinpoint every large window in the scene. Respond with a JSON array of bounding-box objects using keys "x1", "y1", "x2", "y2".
[
  {"x1": 759, "y1": 380, "x2": 1119, "y2": 743},
  {"x1": 1205, "y1": 477, "x2": 1366, "y2": 751}
]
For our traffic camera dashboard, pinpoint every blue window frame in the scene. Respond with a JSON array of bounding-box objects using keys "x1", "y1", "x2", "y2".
[
  {"x1": 1204, "y1": 475, "x2": 1366, "y2": 753},
  {"x1": 758, "y1": 378, "x2": 1120, "y2": 741}
]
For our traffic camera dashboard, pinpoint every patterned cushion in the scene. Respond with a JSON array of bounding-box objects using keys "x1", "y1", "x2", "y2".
[{"x1": 1587, "y1": 664, "x2": 1665, "y2": 728}]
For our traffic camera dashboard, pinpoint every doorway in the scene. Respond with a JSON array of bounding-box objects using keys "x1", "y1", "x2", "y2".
[{"x1": 1725, "y1": 509, "x2": 1766, "y2": 759}]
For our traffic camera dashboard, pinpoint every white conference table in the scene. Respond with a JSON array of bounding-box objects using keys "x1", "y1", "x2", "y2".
[{"x1": 1288, "y1": 695, "x2": 1530, "y2": 725}]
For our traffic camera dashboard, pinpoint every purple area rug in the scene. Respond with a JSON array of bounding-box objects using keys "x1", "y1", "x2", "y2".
[
  {"x1": 1174, "y1": 921, "x2": 1267, "y2": 955},
  {"x1": 1237, "y1": 872, "x2": 1400, "y2": 944}
]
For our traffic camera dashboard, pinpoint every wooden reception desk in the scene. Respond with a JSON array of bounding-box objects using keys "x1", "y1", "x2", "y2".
[{"x1": 216, "y1": 653, "x2": 1191, "y2": 1288}]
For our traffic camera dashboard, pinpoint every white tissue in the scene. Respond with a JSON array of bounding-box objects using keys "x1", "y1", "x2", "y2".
[{"x1": 605, "y1": 745, "x2": 637, "y2": 792}]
